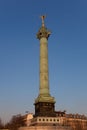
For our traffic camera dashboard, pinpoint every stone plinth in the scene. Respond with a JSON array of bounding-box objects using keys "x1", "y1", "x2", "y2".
[{"x1": 19, "y1": 126, "x2": 72, "y2": 130}]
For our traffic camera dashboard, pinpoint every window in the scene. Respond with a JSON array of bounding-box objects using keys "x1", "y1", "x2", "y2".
[
  {"x1": 50, "y1": 119, "x2": 52, "y2": 121},
  {"x1": 39, "y1": 119, "x2": 41, "y2": 121},
  {"x1": 43, "y1": 119, "x2": 45, "y2": 121}
]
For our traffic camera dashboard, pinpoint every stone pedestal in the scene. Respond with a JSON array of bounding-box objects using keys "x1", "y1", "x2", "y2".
[
  {"x1": 35, "y1": 102, "x2": 55, "y2": 117},
  {"x1": 19, "y1": 126, "x2": 72, "y2": 130}
]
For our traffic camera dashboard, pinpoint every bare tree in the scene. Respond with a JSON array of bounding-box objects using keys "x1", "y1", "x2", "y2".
[
  {"x1": 0, "y1": 118, "x2": 4, "y2": 129},
  {"x1": 5, "y1": 114, "x2": 26, "y2": 130}
]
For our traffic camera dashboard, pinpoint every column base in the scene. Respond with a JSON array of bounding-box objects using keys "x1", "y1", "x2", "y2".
[
  {"x1": 34, "y1": 95, "x2": 56, "y2": 117},
  {"x1": 35, "y1": 94, "x2": 55, "y2": 104},
  {"x1": 34, "y1": 102, "x2": 56, "y2": 117}
]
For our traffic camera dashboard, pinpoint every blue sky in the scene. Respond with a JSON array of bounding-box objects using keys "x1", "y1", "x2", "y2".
[{"x1": 0, "y1": 0, "x2": 87, "y2": 122}]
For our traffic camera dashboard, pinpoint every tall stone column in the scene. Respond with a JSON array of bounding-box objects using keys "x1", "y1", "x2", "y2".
[
  {"x1": 39, "y1": 35, "x2": 49, "y2": 96},
  {"x1": 34, "y1": 16, "x2": 55, "y2": 117}
]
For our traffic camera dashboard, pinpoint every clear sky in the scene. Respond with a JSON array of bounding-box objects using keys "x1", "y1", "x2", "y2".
[{"x1": 0, "y1": 0, "x2": 87, "y2": 122}]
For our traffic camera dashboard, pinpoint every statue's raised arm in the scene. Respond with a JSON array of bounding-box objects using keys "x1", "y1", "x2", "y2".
[{"x1": 40, "y1": 15, "x2": 46, "y2": 27}]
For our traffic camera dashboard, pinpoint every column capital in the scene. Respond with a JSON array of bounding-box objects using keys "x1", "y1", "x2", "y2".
[{"x1": 37, "y1": 26, "x2": 51, "y2": 40}]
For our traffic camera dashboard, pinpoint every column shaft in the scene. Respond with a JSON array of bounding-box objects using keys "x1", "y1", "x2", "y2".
[{"x1": 39, "y1": 37, "x2": 50, "y2": 96}]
